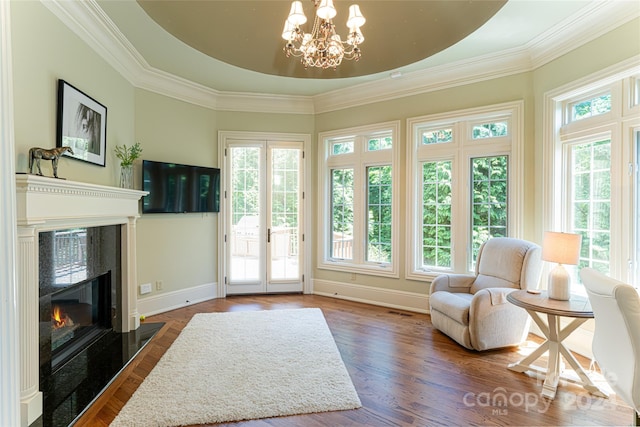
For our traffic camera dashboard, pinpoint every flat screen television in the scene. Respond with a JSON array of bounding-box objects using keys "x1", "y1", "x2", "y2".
[{"x1": 142, "y1": 160, "x2": 220, "y2": 213}]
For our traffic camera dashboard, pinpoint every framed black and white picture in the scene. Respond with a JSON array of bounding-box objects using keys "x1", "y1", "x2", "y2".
[{"x1": 56, "y1": 79, "x2": 107, "y2": 167}]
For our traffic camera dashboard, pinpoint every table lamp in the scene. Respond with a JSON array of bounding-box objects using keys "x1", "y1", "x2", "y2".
[{"x1": 542, "y1": 231, "x2": 582, "y2": 300}]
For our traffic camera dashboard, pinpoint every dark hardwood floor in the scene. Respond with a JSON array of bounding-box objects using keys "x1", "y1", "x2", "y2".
[{"x1": 75, "y1": 294, "x2": 633, "y2": 426}]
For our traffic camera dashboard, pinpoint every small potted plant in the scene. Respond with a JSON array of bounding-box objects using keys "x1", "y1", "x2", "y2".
[{"x1": 114, "y1": 142, "x2": 142, "y2": 188}]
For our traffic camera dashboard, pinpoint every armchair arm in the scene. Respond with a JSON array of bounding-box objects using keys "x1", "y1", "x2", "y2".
[
  {"x1": 430, "y1": 274, "x2": 476, "y2": 294},
  {"x1": 469, "y1": 288, "x2": 529, "y2": 351}
]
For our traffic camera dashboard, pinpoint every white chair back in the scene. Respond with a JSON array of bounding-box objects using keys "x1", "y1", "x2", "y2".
[{"x1": 580, "y1": 267, "x2": 640, "y2": 415}]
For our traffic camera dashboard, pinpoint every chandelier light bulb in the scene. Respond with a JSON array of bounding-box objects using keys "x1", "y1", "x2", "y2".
[
  {"x1": 346, "y1": 5, "x2": 365, "y2": 28},
  {"x1": 347, "y1": 27, "x2": 364, "y2": 45},
  {"x1": 282, "y1": 20, "x2": 296, "y2": 40},
  {"x1": 316, "y1": 0, "x2": 337, "y2": 20},
  {"x1": 287, "y1": 1, "x2": 307, "y2": 26}
]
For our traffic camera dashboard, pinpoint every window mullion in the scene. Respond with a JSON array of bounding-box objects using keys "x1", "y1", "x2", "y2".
[
  {"x1": 453, "y1": 122, "x2": 468, "y2": 272},
  {"x1": 352, "y1": 136, "x2": 365, "y2": 264}
]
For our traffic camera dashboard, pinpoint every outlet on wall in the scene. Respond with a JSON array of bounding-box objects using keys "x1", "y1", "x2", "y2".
[
  {"x1": 156, "y1": 280, "x2": 163, "y2": 290},
  {"x1": 139, "y1": 283, "x2": 152, "y2": 295}
]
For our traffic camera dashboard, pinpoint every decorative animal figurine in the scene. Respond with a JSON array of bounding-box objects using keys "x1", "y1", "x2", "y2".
[{"x1": 28, "y1": 146, "x2": 74, "y2": 179}]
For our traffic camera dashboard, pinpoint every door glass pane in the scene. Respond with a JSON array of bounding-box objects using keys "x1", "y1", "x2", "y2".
[
  {"x1": 230, "y1": 147, "x2": 261, "y2": 281},
  {"x1": 270, "y1": 148, "x2": 300, "y2": 281}
]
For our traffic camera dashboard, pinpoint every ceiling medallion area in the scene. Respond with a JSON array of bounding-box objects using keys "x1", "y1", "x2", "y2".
[{"x1": 137, "y1": 1, "x2": 507, "y2": 79}]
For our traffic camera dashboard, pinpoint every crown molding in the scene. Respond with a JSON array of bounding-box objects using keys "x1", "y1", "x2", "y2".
[
  {"x1": 42, "y1": 0, "x2": 143, "y2": 87},
  {"x1": 42, "y1": 0, "x2": 315, "y2": 114},
  {"x1": 41, "y1": 0, "x2": 637, "y2": 115},
  {"x1": 216, "y1": 92, "x2": 315, "y2": 114},
  {"x1": 312, "y1": 47, "x2": 532, "y2": 114},
  {"x1": 527, "y1": 0, "x2": 640, "y2": 68}
]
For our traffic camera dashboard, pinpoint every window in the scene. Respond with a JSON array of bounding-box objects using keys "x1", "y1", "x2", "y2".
[
  {"x1": 569, "y1": 93, "x2": 612, "y2": 122},
  {"x1": 408, "y1": 102, "x2": 523, "y2": 280},
  {"x1": 331, "y1": 168, "x2": 354, "y2": 260},
  {"x1": 635, "y1": 130, "x2": 640, "y2": 286},
  {"x1": 421, "y1": 128, "x2": 453, "y2": 145},
  {"x1": 421, "y1": 160, "x2": 452, "y2": 269},
  {"x1": 471, "y1": 155, "x2": 508, "y2": 261},
  {"x1": 472, "y1": 122, "x2": 509, "y2": 139},
  {"x1": 367, "y1": 165, "x2": 392, "y2": 263},
  {"x1": 570, "y1": 139, "x2": 611, "y2": 275},
  {"x1": 318, "y1": 122, "x2": 400, "y2": 277},
  {"x1": 545, "y1": 68, "x2": 640, "y2": 291}
]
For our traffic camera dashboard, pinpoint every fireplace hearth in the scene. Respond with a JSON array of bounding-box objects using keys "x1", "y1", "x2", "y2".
[
  {"x1": 35, "y1": 322, "x2": 162, "y2": 427},
  {"x1": 36, "y1": 226, "x2": 163, "y2": 427}
]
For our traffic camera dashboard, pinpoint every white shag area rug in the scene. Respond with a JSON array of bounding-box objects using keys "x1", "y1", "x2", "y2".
[{"x1": 110, "y1": 308, "x2": 361, "y2": 426}]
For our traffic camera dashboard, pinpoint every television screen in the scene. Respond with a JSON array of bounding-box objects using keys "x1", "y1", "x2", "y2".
[{"x1": 142, "y1": 160, "x2": 220, "y2": 213}]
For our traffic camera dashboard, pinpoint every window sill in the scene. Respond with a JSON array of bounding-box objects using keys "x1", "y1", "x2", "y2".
[{"x1": 318, "y1": 260, "x2": 399, "y2": 279}]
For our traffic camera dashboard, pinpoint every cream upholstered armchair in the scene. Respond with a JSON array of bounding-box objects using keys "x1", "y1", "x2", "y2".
[
  {"x1": 580, "y1": 268, "x2": 640, "y2": 426},
  {"x1": 429, "y1": 237, "x2": 542, "y2": 351}
]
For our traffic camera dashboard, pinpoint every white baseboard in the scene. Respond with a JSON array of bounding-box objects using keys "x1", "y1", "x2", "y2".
[
  {"x1": 137, "y1": 282, "x2": 219, "y2": 317},
  {"x1": 312, "y1": 278, "x2": 596, "y2": 360},
  {"x1": 312, "y1": 278, "x2": 429, "y2": 314}
]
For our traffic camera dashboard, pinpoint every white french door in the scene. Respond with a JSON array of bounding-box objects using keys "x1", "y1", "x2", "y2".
[{"x1": 224, "y1": 138, "x2": 304, "y2": 294}]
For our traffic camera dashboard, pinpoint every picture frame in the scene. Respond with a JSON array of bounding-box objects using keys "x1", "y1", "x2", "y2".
[{"x1": 56, "y1": 79, "x2": 107, "y2": 167}]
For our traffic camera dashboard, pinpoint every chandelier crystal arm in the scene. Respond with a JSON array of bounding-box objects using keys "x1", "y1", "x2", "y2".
[{"x1": 283, "y1": 0, "x2": 365, "y2": 70}]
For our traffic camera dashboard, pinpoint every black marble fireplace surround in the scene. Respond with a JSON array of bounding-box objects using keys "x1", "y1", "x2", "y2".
[
  {"x1": 36, "y1": 225, "x2": 162, "y2": 426},
  {"x1": 38, "y1": 226, "x2": 122, "y2": 377}
]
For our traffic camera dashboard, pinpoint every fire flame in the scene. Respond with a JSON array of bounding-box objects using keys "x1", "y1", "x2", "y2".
[{"x1": 51, "y1": 305, "x2": 74, "y2": 329}]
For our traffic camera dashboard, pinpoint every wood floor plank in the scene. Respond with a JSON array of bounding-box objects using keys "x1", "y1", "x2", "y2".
[{"x1": 75, "y1": 294, "x2": 634, "y2": 426}]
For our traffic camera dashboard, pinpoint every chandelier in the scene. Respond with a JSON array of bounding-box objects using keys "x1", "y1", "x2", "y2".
[{"x1": 282, "y1": 0, "x2": 365, "y2": 70}]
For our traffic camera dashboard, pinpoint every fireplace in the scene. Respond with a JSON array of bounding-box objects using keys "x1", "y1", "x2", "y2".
[
  {"x1": 49, "y1": 273, "x2": 111, "y2": 356},
  {"x1": 40, "y1": 271, "x2": 112, "y2": 374},
  {"x1": 15, "y1": 174, "x2": 151, "y2": 427},
  {"x1": 38, "y1": 226, "x2": 120, "y2": 379}
]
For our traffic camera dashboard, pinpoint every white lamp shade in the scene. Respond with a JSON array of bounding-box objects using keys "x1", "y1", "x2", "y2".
[
  {"x1": 287, "y1": 1, "x2": 307, "y2": 26},
  {"x1": 316, "y1": 0, "x2": 337, "y2": 20},
  {"x1": 282, "y1": 20, "x2": 296, "y2": 40},
  {"x1": 542, "y1": 231, "x2": 581, "y2": 265},
  {"x1": 346, "y1": 4, "x2": 365, "y2": 28}
]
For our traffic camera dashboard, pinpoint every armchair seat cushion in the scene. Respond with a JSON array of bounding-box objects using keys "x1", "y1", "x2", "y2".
[{"x1": 430, "y1": 292, "x2": 474, "y2": 325}]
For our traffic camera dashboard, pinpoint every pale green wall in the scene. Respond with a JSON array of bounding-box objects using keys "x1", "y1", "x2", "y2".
[
  {"x1": 134, "y1": 89, "x2": 220, "y2": 296},
  {"x1": 11, "y1": 1, "x2": 134, "y2": 184}
]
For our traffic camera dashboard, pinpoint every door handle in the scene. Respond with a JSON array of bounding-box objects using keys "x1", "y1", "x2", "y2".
[{"x1": 267, "y1": 228, "x2": 271, "y2": 243}]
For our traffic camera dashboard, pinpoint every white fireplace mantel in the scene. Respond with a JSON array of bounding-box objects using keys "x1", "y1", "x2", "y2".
[
  {"x1": 16, "y1": 173, "x2": 147, "y2": 228},
  {"x1": 15, "y1": 174, "x2": 147, "y2": 426}
]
